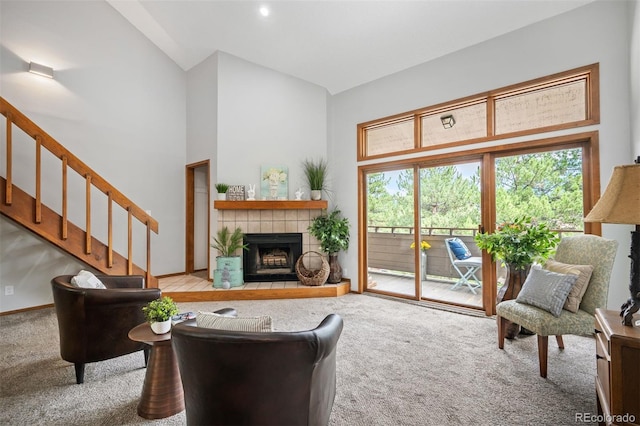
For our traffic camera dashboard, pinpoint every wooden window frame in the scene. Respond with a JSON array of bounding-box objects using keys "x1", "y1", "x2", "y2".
[{"x1": 358, "y1": 63, "x2": 599, "y2": 161}]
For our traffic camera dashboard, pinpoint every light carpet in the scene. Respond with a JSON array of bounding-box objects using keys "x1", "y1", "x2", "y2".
[{"x1": 0, "y1": 293, "x2": 598, "y2": 425}]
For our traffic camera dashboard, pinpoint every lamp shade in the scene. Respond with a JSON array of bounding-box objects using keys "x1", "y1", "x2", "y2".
[{"x1": 584, "y1": 164, "x2": 640, "y2": 224}]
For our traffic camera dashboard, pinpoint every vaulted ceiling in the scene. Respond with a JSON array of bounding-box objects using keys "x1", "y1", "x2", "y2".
[{"x1": 107, "y1": 0, "x2": 595, "y2": 94}]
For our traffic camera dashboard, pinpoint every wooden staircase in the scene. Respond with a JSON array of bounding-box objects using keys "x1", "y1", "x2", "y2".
[{"x1": 1, "y1": 97, "x2": 158, "y2": 287}]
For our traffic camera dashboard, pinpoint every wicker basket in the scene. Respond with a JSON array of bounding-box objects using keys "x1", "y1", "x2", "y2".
[{"x1": 296, "y1": 251, "x2": 330, "y2": 286}]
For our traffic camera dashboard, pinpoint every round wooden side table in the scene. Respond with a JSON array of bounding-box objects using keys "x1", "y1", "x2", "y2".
[{"x1": 128, "y1": 323, "x2": 184, "y2": 420}]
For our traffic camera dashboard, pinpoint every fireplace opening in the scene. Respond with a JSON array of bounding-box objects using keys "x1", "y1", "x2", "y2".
[{"x1": 243, "y1": 233, "x2": 303, "y2": 282}]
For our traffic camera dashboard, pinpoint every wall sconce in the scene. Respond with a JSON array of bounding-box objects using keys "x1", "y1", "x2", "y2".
[
  {"x1": 440, "y1": 114, "x2": 455, "y2": 129},
  {"x1": 29, "y1": 61, "x2": 54, "y2": 79}
]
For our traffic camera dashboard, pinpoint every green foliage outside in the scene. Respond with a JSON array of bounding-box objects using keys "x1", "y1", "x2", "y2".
[{"x1": 367, "y1": 149, "x2": 584, "y2": 232}]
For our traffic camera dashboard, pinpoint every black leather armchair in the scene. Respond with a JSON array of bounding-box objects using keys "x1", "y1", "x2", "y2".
[
  {"x1": 172, "y1": 313, "x2": 344, "y2": 426},
  {"x1": 50, "y1": 274, "x2": 161, "y2": 384}
]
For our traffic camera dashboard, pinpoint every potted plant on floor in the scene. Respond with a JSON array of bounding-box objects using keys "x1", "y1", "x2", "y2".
[
  {"x1": 302, "y1": 158, "x2": 328, "y2": 200},
  {"x1": 215, "y1": 183, "x2": 229, "y2": 200},
  {"x1": 142, "y1": 296, "x2": 179, "y2": 334},
  {"x1": 211, "y1": 226, "x2": 248, "y2": 288},
  {"x1": 308, "y1": 209, "x2": 350, "y2": 283}
]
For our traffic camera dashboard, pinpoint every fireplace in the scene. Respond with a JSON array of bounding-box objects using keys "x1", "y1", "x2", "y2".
[{"x1": 243, "y1": 233, "x2": 303, "y2": 282}]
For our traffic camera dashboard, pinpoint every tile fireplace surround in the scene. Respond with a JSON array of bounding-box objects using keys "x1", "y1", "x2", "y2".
[{"x1": 216, "y1": 209, "x2": 324, "y2": 255}]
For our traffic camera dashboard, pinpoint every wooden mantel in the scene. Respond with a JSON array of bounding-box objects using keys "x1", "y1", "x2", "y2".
[{"x1": 214, "y1": 200, "x2": 328, "y2": 210}]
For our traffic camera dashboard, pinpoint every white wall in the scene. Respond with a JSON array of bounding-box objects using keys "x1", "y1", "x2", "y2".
[
  {"x1": 216, "y1": 52, "x2": 328, "y2": 198},
  {"x1": 631, "y1": 0, "x2": 640, "y2": 158},
  {"x1": 187, "y1": 52, "x2": 329, "y2": 277},
  {"x1": 330, "y1": 0, "x2": 634, "y2": 309},
  {"x1": 0, "y1": 1, "x2": 186, "y2": 311}
]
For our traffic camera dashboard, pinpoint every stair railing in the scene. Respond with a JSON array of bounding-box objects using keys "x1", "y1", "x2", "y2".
[{"x1": 0, "y1": 97, "x2": 158, "y2": 285}]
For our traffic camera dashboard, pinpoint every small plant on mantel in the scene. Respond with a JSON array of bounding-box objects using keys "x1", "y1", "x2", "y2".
[
  {"x1": 302, "y1": 158, "x2": 328, "y2": 200},
  {"x1": 215, "y1": 183, "x2": 229, "y2": 200}
]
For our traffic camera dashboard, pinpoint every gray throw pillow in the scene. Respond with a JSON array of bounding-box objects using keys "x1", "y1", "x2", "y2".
[
  {"x1": 196, "y1": 312, "x2": 273, "y2": 332},
  {"x1": 516, "y1": 266, "x2": 578, "y2": 317}
]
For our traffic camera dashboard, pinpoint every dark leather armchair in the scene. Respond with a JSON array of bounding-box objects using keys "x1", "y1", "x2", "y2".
[
  {"x1": 172, "y1": 313, "x2": 344, "y2": 426},
  {"x1": 51, "y1": 274, "x2": 161, "y2": 384}
]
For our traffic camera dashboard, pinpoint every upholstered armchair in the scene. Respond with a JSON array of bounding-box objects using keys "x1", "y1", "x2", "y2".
[
  {"x1": 171, "y1": 313, "x2": 344, "y2": 426},
  {"x1": 51, "y1": 274, "x2": 161, "y2": 384},
  {"x1": 496, "y1": 234, "x2": 618, "y2": 378}
]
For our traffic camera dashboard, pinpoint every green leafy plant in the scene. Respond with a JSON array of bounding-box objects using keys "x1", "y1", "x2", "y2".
[
  {"x1": 474, "y1": 216, "x2": 560, "y2": 270},
  {"x1": 302, "y1": 158, "x2": 328, "y2": 191},
  {"x1": 142, "y1": 296, "x2": 178, "y2": 323},
  {"x1": 215, "y1": 183, "x2": 229, "y2": 194},
  {"x1": 211, "y1": 226, "x2": 248, "y2": 257},
  {"x1": 308, "y1": 209, "x2": 350, "y2": 255}
]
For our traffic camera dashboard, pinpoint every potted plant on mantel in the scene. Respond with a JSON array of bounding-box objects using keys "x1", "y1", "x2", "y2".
[
  {"x1": 215, "y1": 183, "x2": 229, "y2": 200},
  {"x1": 211, "y1": 226, "x2": 248, "y2": 289},
  {"x1": 302, "y1": 158, "x2": 328, "y2": 200},
  {"x1": 308, "y1": 209, "x2": 350, "y2": 283},
  {"x1": 475, "y1": 216, "x2": 559, "y2": 338},
  {"x1": 142, "y1": 296, "x2": 179, "y2": 335}
]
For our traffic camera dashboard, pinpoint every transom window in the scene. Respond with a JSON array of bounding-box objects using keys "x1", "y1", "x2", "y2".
[{"x1": 358, "y1": 64, "x2": 598, "y2": 160}]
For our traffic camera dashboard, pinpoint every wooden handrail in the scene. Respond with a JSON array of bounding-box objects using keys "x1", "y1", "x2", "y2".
[{"x1": 0, "y1": 97, "x2": 158, "y2": 284}]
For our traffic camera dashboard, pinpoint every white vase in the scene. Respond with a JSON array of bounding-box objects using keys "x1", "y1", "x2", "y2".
[
  {"x1": 218, "y1": 193, "x2": 227, "y2": 200},
  {"x1": 310, "y1": 190, "x2": 322, "y2": 200},
  {"x1": 421, "y1": 251, "x2": 428, "y2": 280},
  {"x1": 150, "y1": 319, "x2": 171, "y2": 334}
]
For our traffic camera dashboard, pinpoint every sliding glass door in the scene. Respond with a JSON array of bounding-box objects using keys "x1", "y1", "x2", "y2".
[
  {"x1": 362, "y1": 143, "x2": 592, "y2": 314},
  {"x1": 419, "y1": 162, "x2": 482, "y2": 308},
  {"x1": 365, "y1": 167, "x2": 417, "y2": 298}
]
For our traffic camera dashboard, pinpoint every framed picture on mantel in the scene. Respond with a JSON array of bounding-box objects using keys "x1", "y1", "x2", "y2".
[
  {"x1": 226, "y1": 185, "x2": 245, "y2": 201},
  {"x1": 261, "y1": 166, "x2": 288, "y2": 200}
]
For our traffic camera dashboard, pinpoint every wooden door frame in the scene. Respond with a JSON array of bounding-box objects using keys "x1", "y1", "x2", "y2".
[
  {"x1": 185, "y1": 160, "x2": 210, "y2": 277},
  {"x1": 358, "y1": 131, "x2": 600, "y2": 316}
]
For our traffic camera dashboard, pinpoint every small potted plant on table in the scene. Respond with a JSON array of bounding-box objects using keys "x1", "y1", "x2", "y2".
[{"x1": 142, "y1": 296, "x2": 179, "y2": 334}]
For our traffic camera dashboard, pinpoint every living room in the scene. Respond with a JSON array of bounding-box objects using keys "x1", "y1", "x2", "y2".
[{"x1": 1, "y1": 0, "x2": 639, "y2": 424}]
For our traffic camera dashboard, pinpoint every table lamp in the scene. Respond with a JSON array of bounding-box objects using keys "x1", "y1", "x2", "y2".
[{"x1": 584, "y1": 157, "x2": 640, "y2": 326}]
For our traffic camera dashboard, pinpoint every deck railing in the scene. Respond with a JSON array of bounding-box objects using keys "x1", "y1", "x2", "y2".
[{"x1": 367, "y1": 226, "x2": 582, "y2": 279}]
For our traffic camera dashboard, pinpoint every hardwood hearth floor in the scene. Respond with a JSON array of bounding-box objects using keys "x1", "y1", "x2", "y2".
[{"x1": 158, "y1": 271, "x2": 350, "y2": 302}]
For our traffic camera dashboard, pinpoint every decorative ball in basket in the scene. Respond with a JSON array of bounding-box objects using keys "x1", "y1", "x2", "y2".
[{"x1": 296, "y1": 251, "x2": 330, "y2": 286}]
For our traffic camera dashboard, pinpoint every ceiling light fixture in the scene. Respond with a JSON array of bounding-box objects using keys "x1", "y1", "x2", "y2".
[
  {"x1": 29, "y1": 61, "x2": 54, "y2": 79},
  {"x1": 440, "y1": 114, "x2": 455, "y2": 129},
  {"x1": 259, "y1": 6, "x2": 270, "y2": 17}
]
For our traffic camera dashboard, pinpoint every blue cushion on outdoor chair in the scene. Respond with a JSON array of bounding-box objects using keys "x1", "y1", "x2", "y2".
[{"x1": 447, "y1": 238, "x2": 472, "y2": 260}]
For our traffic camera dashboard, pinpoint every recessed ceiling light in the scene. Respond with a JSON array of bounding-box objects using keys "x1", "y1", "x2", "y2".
[{"x1": 259, "y1": 6, "x2": 270, "y2": 17}]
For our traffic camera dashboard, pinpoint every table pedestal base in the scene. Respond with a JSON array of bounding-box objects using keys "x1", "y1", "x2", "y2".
[{"x1": 137, "y1": 341, "x2": 184, "y2": 420}]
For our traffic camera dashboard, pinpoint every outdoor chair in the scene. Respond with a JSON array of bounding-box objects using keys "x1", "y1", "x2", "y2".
[
  {"x1": 496, "y1": 234, "x2": 618, "y2": 378},
  {"x1": 445, "y1": 237, "x2": 482, "y2": 294}
]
